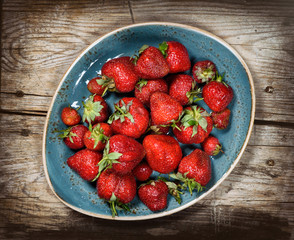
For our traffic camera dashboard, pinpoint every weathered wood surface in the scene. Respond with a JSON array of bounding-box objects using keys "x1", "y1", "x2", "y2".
[{"x1": 1, "y1": 0, "x2": 294, "y2": 239}]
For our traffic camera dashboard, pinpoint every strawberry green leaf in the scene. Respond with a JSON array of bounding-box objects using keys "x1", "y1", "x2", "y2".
[
  {"x1": 138, "y1": 44, "x2": 149, "y2": 54},
  {"x1": 135, "y1": 79, "x2": 148, "y2": 92},
  {"x1": 195, "y1": 65, "x2": 216, "y2": 83},
  {"x1": 169, "y1": 172, "x2": 204, "y2": 195},
  {"x1": 108, "y1": 100, "x2": 135, "y2": 124},
  {"x1": 57, "y1": 127, "x2": 78, "y2": 142},
  {"x1": 92, "y1": 141, "x2": 122, "y2": 182},
  {"x1": 158, "y1": 41, "x2": 168, "y2": 58},
  {"x1": 82, "y1": 95, "x2": 104, "y2": 123},
  {"x1": 192, "y1": 125, "x2": 198, "y2": 137},
  {"x1": 107, "y1": 152, "x2": 123, "y2": 160},
  {"x1": 198, "y1": 117, "x2": 208, "y2": 132},
  {"x1": 108, "y1": 193, "x2": 131, "y2": 217},
  {"x1": 157, "y1": 176, "x2": 183, "y2": 204}
]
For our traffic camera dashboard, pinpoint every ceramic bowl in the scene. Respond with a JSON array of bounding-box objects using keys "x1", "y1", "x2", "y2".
[{"x1": 43, "y1": 22, "x2": 255, "y2": 220}]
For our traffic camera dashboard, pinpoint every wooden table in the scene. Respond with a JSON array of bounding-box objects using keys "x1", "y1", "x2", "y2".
[{"x1": 1, "y1": 0, "x2": 293, "y2": 239}]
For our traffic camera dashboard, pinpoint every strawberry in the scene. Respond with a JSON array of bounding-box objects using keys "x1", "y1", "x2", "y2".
[
  {"x1": 83, "y1": 123, "x2": 113, "y2": 151},
  {"x1": 211, "y1": 108, "x2": 231, "y2": 129},
  {"x1": 108, "y1": 97, "x2": 149, "y2": 139},
  {"x1": 95, "y1": 135, "x2": 145, "y2": 178},
  {"x1": 58, "y1": 124, "x2": 88, "y2": 150},
  {"x1": 192, "y1": 60, "x2": 216, "y2": 84},
  {"x1": 132, "y1": 161, "x2": 153, "y2": 181},
  {"x1": 168, "y1": 74, "x2": 202, "y2": 106},
  {"x1": 159, "y1": 41, "x2": 191, "y2": 73},
  {"x1": 170, "y1": 149, "x2": 211, "y2": 194},
  {"x1": 96, "y1": 168, "x2": 136, "y2": 217},
  {"x1": 143, "y1": 135, "x2": 182, "y2": 174},
  {"x1": 134, "y1": 45, "x2": 169, "y2": 79},
  {"x1": 67, "y1": 149, "x2": 102, "y2": 181},
  {"x1": 201, "y1": 135, "x2": 223, "y2": 156},
  {"x1": 61, "y1": 106, "x2": 81, "y2": 126},
  {"x1": 100, "y1": 56, "x2": 139, "y2": 94},
  {"x1": 82, "y1": 95, "x2": 108, "y2": 125},
  {"x1": 134, "y1": 78, "x2": 168, "y2": 107},
  {"x1": 150, "y1": 92, "x2": 183, "y2": 126},
  {"x1": 138, "y1": 180, "x2": 168, "y2": 211},
  {"x1": 87, "y1": 77, "x2": 106, "y2": 95},
  {"x1": 202, "y1": 74, "x2": 234, "y2": 112},
  {"x1": 177, "y1": 149, "x2": 211, "y2": 186},
  {"x1": 173, "y1": 106, "x2": 213, "y2": 144}
]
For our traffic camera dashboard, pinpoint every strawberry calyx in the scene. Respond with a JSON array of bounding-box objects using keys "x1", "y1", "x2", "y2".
[
  {"x1": 213, "y1": 143, "x2": 224, "y2": 156},
  {"x1": 132, "y1": 44, "x2": 149, "y2": 65},
  {"x1": 96, "y1": 75, "x2": 116, "y2": 97},
  {"x1": 169, "y1": 172, "x2": 204, "y2": 195},
  {"x1": 211, "y1": 71, "x2": 229, "y2": 87},
  {"x1": 89, "y1": 123, "x2": 109, "y2": 149},
  {"x1": 194, "y1": 64, "x2": 216, "y2": 83},
  {"x1": 135, "y1": 79, "x2": 148, "y2": 92},
  {"x1": 82, "y1": 95, "x2": 104, "y2": 123},
  {"x1": 108, "y1": 99, "x2": 134, "y2": 124},
  {"x1": 57, "y1": 127, "x2": 78, "y2": 143},
  {"x1": 186, "y1": 81, "x2": 203, "y2": 104},
  {"x1": 180, "y1": 106, "x2": 210, "y2": 137},
  {"x1": 162, "y1": 111, "x2": 184, "y2": 131},
  {"x1": 157, "y1": 177, "x2": 183, "y2": 204},
  {"x1": 92, "y1": 141, "x2": 122, "y2": 182},
  {"x1": 108, "y1": 193, "x2": 131, "y2": 217},
  {"x1": 158, "y1": 41, "x2": 168, "y2": 58}
]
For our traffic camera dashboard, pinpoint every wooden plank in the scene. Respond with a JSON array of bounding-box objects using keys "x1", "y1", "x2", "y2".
[
  {"x1": 1, "y1": 0, "x2": 294, "y2": 123},
  {"x1": 0, "y1": 113, "x2": 293, "y2": 239}
]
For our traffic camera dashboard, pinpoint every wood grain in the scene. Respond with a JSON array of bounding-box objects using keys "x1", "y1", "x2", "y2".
[
  {"x1": 1, "y1": 0, "x2": 294, "y2": 123},
  {"x1": 1, "y1": 0, "x2": 294, "y2": 239},
  {"x1": 0, "y1": 113, "x2": 293, "y2": 239}
]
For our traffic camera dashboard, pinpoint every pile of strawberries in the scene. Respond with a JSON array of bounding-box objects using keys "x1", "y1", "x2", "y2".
[{"x1": 58, "y1": 41, "x2": 233, "y2": 216}]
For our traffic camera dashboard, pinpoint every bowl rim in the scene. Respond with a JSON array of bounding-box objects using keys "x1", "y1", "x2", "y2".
[{"x1": 42, "y1": 21, "x2": 256, "y2": 221}]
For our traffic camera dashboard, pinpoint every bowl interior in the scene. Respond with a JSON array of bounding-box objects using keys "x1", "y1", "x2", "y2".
[{"x1": 44, "y1": 23, "x2": 253, "y2": 219}]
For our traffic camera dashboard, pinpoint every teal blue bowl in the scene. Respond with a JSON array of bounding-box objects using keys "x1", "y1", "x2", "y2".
[{"x1": 43, "y1": 22, "x2": 255, "y2": 220}]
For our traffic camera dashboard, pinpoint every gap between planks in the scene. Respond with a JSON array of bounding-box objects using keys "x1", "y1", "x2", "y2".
[{"x1": 1, "y1": 110, "x2": 294, "y2": 131}]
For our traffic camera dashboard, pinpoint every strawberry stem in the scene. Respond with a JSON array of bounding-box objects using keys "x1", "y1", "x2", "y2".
[{"x1": 108, "y1": 193, "x2": 131, "y2": 217}]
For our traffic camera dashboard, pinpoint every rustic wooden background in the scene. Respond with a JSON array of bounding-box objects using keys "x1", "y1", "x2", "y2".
[{"x1": 1, "y1": 0, "x2": 294, "y2": 239}]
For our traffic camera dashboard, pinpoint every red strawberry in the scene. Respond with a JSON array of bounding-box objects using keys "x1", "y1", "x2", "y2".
[
  {"x1": 61, "y1": 107, "x2": 81, "y2": 126},
  {"x1": 201, "y1": 135, "x2": 223, "y2": 156},
  {"x1": 192, "y1": 60, "x2": 216, "y2": 84},
  {"x1": 143, "y1": 135, "x2": 182, "y2": 174},
  {"x1": 133, "y1": 161, "x2": 153, "y2": 181},
  {"x1": 97, "y1": 168, "x2": 136, "y2": 217},
  {"x1": 67, "y1": 149, "x2": 102, "y2": 181},
  {"x1": 150, "y1": 92, "x2": 183, "y2": 126},
  {"x1": 96, "y1": 135, "x2": 145, "y2": 177},
  {"x1": 202, "y1": 74, "x2": 234, "y2": 112},
  {"x1": 108, "y1": 97, "x2": 149, "y2": 139},
  {"x1": 168, "y1": 74, "x2": 202, "y2": 106},
  {"x1": 100, "y1": 56, "x2": 139, "y2": 94},
  {"x1": 134, "y1": 45, "x2": 169, "y2": 79},
  {"x1": 58, "y1": 124, "x2": 88, "y2": 150},
  {"x1": 82, "y1": 95, "x2": 108, "y2": 125},
  {"x1": 177, "y1": 149, "x2": 211, "y2": 186},
  {"x1": 211, "y1": 108, "x2": 231, "y2": 129},
  {"x1": 138, "y1": 180, "x2": 168, "y2": 211},
  {"x1": 159, "y1": 41, "x2": 191, "y2": 73},
  {"x1": 173, "y1": 106, "x2": 213, "y2": 144},
  {"x1": 83, "y1": 123, "x2": 113, "y2": 151},
  {"x1": 134, "y1": 79, "x2": 168, "y2": 107},
  {"x1": 170, "y1": 149, "x2": 211, "y2": 195},
  {"x1": 87, "y1": 77, "x2": 106, "y2": 95}
]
